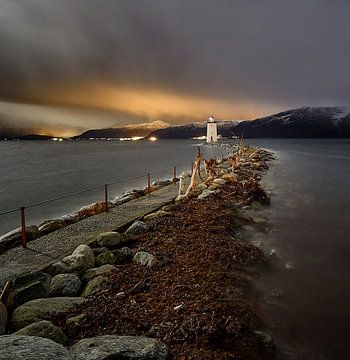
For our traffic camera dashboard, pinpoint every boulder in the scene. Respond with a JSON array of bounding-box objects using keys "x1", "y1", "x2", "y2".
[
  {"x1": 82, "y1": 265, "x2": 115, "y2": 284},
  {"x1": 95, "y1": 251, "x2": 116, "y2": 266},
  {"x1": 112, "y1": 247, "x2": 133, "y2": 264},
  {"x1": 11, "y1": 297, "x2": 85, "y2": 330},
  {"x1": 51, "y1": 245, "x2": 95, "y2": 275},
  {"x1": 208, "y1": 183, "x2": 221, "y2": 191},
  {"x1": 213, "y1": 178, "x2": 227, "y2": 185},
  {"x1": 50, "y1": 274, "x2": 81, "y2": 297},
  {"x1": 197, "y1": 183, "x2": 208, "y2": 191},
  {"x1": 143, "y1": 211, "x2": 172, "y2": 222},
  {"x1": 0, "y1": 301, "x2": 7, "y2": 335},
  {"x1": 0, "y1": 335, "x2": 72, "y2": 360},
  {"x1": 7, "y1": 272, "x2": 51, "y2": 310},
  {"x1": 161, "y1": 203, "x2": 178, "y2": 212},
  {"x1": 38, "y1": 220, "x2": 65, "y2": 236},
  {"x1": 125, "y1": 221, "x2": 150, "y2": 236},
  {"x1": 82, "y1": 276, "x2": 106, "y2": 298},
  {"x1": 66, "y1": 313, "x2": 86, "y2": 338},
  {"x1": 198, "y1": 189, "x2": 215, "y2": 199},
  {"x1": 222, "y1": 173, "x2": 238, "y2": 182},
  {"x1": 133, "y1": 251, "x2": 157, "y2": 267},
  {"x1": 0, "y1": 226, "x2": 40, "y2": 253},
  {"x1": 151, "y1": 180, "x2": 172, "y2": 187},
  {"x1": 92, "y1": 247, "x2": 109, "y2": 256},
  {"x1": 77, "y1": 202, "x2": 106, "y2": 220},
  {"x1": 69, "y1": 335, "x2": 169, "y2": 360},
  {"x1": 14, "y1": 320, "x2": 66, "y2": 344},
  {"x1": 97, "y1": 232, "x2": 125, "y2": 248}
]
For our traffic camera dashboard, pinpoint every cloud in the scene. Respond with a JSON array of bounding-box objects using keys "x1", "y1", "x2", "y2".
[{"x1": 0, "y1": 0, "x2": 350, "y2": 132}]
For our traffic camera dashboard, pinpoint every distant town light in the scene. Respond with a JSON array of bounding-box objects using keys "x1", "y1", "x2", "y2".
[{"x1": 149, "y1": 136, "x2": 158, "y2": 141}]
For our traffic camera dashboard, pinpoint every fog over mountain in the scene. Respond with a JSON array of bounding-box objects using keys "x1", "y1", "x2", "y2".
[{"x1": 1, "y1": 1, "x2": 350, "y2": 136}]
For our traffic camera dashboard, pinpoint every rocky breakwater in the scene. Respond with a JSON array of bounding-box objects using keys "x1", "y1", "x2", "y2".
[{"x1": 0, "y1": 145, "x2": 275, "y2": 358}]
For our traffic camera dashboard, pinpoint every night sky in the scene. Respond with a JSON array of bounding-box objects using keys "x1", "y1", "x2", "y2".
[{"x1": 0, "y1": 0, "x2": 349, "y2": 136}]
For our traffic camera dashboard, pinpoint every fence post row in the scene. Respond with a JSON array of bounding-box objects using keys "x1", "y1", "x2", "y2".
[{"x1": 10, "y1": 164, "x2": 187, "y2": 248}]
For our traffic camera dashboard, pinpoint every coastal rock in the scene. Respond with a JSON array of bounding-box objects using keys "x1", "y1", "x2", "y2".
[
  {"x1": 52, "y1": 245, "x2": 95, "y2": 275},
  {"x1": 38, "y1": 219, "x2": 65, "y2": 236},
  {"x1": 112, "y1": 247, "x2": 133, "y2": 264},
  {"x1": 175, "y1": 194, "x2": 187, "y2": 202},
  {"x1": 197, "y1": 183, "x2": 208, "y2": 191},
  {"x1": 0, "y1": 335, "x2": 72, "y2": 360},
  {"x1": 208, "y1": 183, "x2": 221, "y2": 191},
  {"x1": 11, "y1": 297, "x2": 85, "y2": 330},
  {"x1": 69, "y1": 335, "x2": 169, "y2": 360},
  {"x1": 95, "y1": 251, "x2": 116, "y2": 266},
  {"x1": 133, "y1": 251, "x2": 157, "y2": 267},
  {"x1": 82, "y1": 264, "x2": 115, "y2": 283},
  {"x1": 125, "y1": 221, "x2": 150, "y2": 236},
  {"x1": 92, "y1": 247, "x2": 109, "y2": 256},
  {"x1": 144, "y1": 210, "x2": 172, "y2": 222},
  {"x1": 66, "y1": 313, "x2": 86, "y2": 338},
  {"x1": 82, "y1": 276, "x2": 106, "y2": 297},
  {"x1": 151, "y1": 180, "x2": 172, "y2": 187},
  {"x1": 161, "y1": 203, "x2": 178, "y2": 212},
  {"x1": 198, "y1": 189, "x2": 215, "y2": 199},
  {"x1": 213, "y1": 178, "x2": 227, "y2": 185},
  {"x1": 0, "y1": 226, "x2": 40, "y2": 253},
  {"x1": 0, "y1": 301, "x2": 7, "y2": 335},
  {"x1": 7, "y1": 272, "x2": 51, "y2": 309},
  {"x1": 50, "y1": 274, "x2": 81, "y2": 297},
  {"x1": 77, "y1": 202, "x2": 106, "y2": 219},
  {"x1": 97, "y1": 232, "x2": 125, "y2": 248},
  {"x1": 14, "y1": 320, "x2": 66, "y2": 344},
  {"x1": 254, "y1": 330, "x2": 275, "y2": 349},
  {"x1": 222, "y1": 173, "x2": 238, "y2": 182}
]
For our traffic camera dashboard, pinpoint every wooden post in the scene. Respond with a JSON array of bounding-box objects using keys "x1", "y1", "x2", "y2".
[
  {"x1": 20, "y1": 207, "x2": 26, "y2": 248},
  {"x1": 147, "y1": 174, "x2": 151, "y2": 194},
  {"x1": 173, "y1": 166, "x2": 176, "y2": 183},
  {"x1": 104, "y1": 184, "x2": 109, "y2": 212}
]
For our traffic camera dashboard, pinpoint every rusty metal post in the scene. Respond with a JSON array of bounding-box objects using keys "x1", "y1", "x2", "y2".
[
  {"x1": 173, "y1": 166, "x2": 176, "y2": 183},
  {"x1": 104, "y1": 184, "x2": 109, "y2": 212},
  {"x1": 20, "y1": 207, "x2": 26, "y2": 248},
  {"x1": 191, "y1": 162, "x2": 193, "y2": 172},
  {"x1": 147, "y1": 174, "x2": 151, "y2": 195}
]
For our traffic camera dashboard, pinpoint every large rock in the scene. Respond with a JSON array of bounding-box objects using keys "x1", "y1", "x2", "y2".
[
  {"x1": 151, "y1": 180, "x2": 172, "y2": 187},
  {"x1": 51, "y1": 245, "x2": 95, "y2": 275},
  {"x1": 11, "y1": 297, "x2": 85, "y2": 330},
  {"x1": 69, "y1": 335, "x2": 169, "y2": 360},
  {"x1": 50, "y1": 274, "x2": 81, "y2": 297},
  {"x1": 38, "y1": 220, "x2": 65, "y2": 236},
  {"x1": 143, "y1": 211, "x2": 172, "y2": 222},
  {"x1": 222, "y1": 173, "x2": 238, "y2": 182},
  {"x1": 0, "y1": 226, "x2": 40, "y2": 253},
  {"x1": 112, "y1": 247, "x2": 133, "y2": 264},
  {"x1": 7, "y1": 272, "x2": 51, "y2": 310},
  {"x1": 133, "y1": 251, "x2": 157, "y2": 267},
  {"x1": 125, "y1": 221, "x2": 150, "y2": 236},
  {"x1": 95, "y1": 251, "x2": 116, "y2": 266},
  {"x1": 97, "y1": 232, "x2": 125, "y2": 248},
  {"x1": 213, "y1": 178, "x2": 227, "y2": 185},
  {"x1": 0, "y1": 301, "x2": 7, "y2": 335},
  {"x1": 77, "y1": 202, "x2": 106, "y2": 220},
  {"x1": 0, "y1": 335, "x2": 72, "y2": 360},
  {"x1": 82, "y1": 265, "x2": 115, "y2": 284},
  {"x1": 14, "y1": 320, "x2": 66, "y2": 344},
  {"x1": 208, "y1": 183, "x2": 221, "y2": 191},
  {"x1": 82, "y1": 276, "x2": 106, "y2": 298},
  {"x1": 66, "y1": 313, "x2": 86, "y2": 338},
  {"x1": 198, "y1": 189, "x2": 215, "y2": 199}
]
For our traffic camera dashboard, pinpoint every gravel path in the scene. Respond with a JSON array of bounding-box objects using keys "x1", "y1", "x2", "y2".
[{"x1": 0, "y1": 183, "x2": 179, "y2": 287}]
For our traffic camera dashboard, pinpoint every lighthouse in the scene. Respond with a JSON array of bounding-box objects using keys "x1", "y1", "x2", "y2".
[{"x1": 206, "y1": 115, "x2": 218, "y2": 143}]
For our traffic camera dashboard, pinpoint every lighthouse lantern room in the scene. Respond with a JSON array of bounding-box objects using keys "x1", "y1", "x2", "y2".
[{"x1": 206, "y1": 115, "x2": 218, "y2": 143}]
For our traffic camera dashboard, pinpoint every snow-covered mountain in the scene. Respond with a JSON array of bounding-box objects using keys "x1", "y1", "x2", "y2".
[
  {"x1": 73, "y1": 120, "x2": 170, "y2": 139},
  {"x1": 233, "y1": 107, "x2": 350, "y2": 138}
]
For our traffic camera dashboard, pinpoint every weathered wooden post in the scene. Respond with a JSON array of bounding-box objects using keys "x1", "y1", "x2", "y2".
[
  {"x1": 147, "y1": 174, "x2": 151, "y2": 194},
  {"x1": 173, "y1": 166, "x2": 177, "y2": 183},
  {"x1": 104, "y1": 184, "x2": 109, "y2": 212},
  {"x1": 20, "y1": 207, "x2": 26, "y2": 248}
]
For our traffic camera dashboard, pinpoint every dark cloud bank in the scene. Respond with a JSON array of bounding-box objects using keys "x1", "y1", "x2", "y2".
[{"x1": 0, "y1": 0, "x2": 349, "y2": 135}]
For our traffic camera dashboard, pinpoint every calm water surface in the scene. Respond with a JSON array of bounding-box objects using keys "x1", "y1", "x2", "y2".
[
  {"x1": 0, "y1": 140, "x2": 227, "y2": 234},
  {"x1": 245, "y1": 139, "x2": 350, "y2": 359}
]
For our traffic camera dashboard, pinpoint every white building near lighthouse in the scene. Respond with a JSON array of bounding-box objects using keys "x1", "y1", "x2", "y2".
[{"x1": 206, "y1": 115, "x2": 218, "y2": 143}]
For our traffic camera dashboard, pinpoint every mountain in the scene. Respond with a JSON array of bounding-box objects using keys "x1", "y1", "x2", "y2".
[
  {"x1": 233, "y1": 107, "x2": 350, "y2": 138},
  {"x1": 149, "y1": 107, "x2": 350, "y2": 139},
  {"x1": 73, "y1": 120, "x2": 170, "y2": 139},
  {"x1": 148, "y1": 121, "x2": 240, "y2": 139}
]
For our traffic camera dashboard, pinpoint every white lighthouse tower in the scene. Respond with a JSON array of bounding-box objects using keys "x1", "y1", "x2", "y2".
[{"x1": 206, "y1": 115, "x2": 218, "y2": 143}]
